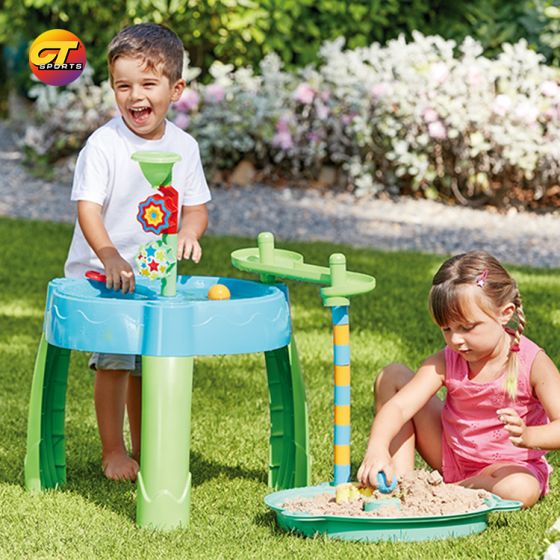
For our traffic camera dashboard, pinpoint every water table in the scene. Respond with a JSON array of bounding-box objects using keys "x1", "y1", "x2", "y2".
[{"x1": 24, "y1": 151, "x2": 375, "y2": 530}]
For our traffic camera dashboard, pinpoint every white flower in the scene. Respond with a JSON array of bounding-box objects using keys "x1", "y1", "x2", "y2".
[
  {"x1": 514, "y1": 100, "x2": 540, "y2": 124},
  {"x1": 423, "y1": 108, "x2": 439, "y2": 123},
  {"x1": 541, "y1": 80, "x2": 560, "y2": 97},
  {"x1": 492, "y1": 94, "x2": 512, "y2": 117},
  {"x1": 429, "y1": 62, "x2": 449, "y2": 85},
  {"x1": 467, "y1": 66, "x2": 485, "y2": 88},
  {"x1": 544, "y1": 541, "x2": 560, "y2": 560},
  {"x1": 470, "y1": 131, "x2": 485, "y2": 147},
  {"x1": 428, "y1": 121, "x2": 447, "y2": 140},
  {"x1": 371, "y1": 82, "x2": 391, "y2": 99},
  {"x1": 316, "y1": 101, "x2": 329, "y2": 120}
]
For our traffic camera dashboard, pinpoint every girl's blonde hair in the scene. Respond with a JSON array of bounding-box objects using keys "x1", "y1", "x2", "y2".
[{"x1": 428, "y1": 251, "x2": 525, "y2": 399}]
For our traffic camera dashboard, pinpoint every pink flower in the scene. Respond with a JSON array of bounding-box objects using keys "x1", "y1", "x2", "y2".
[
  {"x1": 275, "y1": 114, "x2": 291, "y2": 133},
  {"x1": 492, "y1": 94, "x2": 512, "y2": 117},
  {"x1": 371, "y1": 82, "x2": 391, "y2": 100},
  {"x1": 544, "y1": 106, "x2": 560, "y2": 124},
  {"x1": 205, "y1": 83, "x2": 226, "y2": 104},
  {"x1": 548, "y1": 104, "x2": 560, "y2": 122},
  {"x1": 272, "y1": 131, "x2": 294, "y2": 150},
  {"x1": 293, "y1": 83, "x2": 315, "y2": 104},
  {"x1": 272, "y1": 115, "x2": 294, "y2": 150},
  {"x1": 172, "y1": 113, "x2": 190, "y2": 130},
  {"x1": 422, "y1": 108, "x2": 439, "y2": 123},
  {"x1": 173, "y1": 88, "x2": 200, "y2": 112},
  {"x1": 316, "y1": 101, "x2": 329, "y2": 120},
  {"x1": 341, "y1": 114, "x2": 355, "y2": 126},
  {"x1": 428, "y1": 121, "x2": 447, "y2": 140}
]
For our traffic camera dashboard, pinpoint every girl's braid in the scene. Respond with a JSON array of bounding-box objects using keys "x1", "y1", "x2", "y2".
[
  {"x1": 512, "y1": 288, "x2": 525, "y2": 350},
  {"x1": 504, "y1": 287, "x2": 525, "y2": 399}
]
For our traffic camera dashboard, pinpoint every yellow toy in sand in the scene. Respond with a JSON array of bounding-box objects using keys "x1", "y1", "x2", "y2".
[{"x1": 335, "y1": 482, "x2": 373, "y2": 504}]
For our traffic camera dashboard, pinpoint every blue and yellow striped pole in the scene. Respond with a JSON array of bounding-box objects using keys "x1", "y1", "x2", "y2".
[
  {"x1": 325, "y1": 254, "x2": 352, "y2": 486},
  {"x1": 332, "y1": 305, "x2": 351, "y2": 485}
]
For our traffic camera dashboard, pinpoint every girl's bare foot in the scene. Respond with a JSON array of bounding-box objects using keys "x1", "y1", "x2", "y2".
[{"x1": 102, "y1": 450, "x2": 139, "y2": 481}]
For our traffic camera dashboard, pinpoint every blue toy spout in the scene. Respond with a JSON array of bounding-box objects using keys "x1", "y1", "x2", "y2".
[{"x1": 376, "y1": 471, "x2": 398, "y2": 494}]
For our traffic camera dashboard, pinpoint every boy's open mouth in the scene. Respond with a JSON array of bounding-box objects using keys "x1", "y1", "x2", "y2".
[{"x1": 129, "y1": 106, "x2": 152, "y2": 124}]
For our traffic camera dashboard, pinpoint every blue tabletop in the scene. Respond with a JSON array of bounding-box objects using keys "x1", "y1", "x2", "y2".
[{"x1": 44, "y1": 275, "x2": 291, "y2": 356}]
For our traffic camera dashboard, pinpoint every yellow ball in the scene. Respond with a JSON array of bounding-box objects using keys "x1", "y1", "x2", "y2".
[{"x1": 207, "y1": 284, "x2": 231, "y2": 300}]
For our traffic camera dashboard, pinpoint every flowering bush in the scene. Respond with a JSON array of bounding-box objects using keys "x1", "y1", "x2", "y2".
[
  {"x1": 23, "y1": 34, "x2": 560, "y2": 206},
  {"x1": 175, "y1": 61, "x2": 276, "y2": 172},
  {"x1": 24, "y1": 65, "x2": 116, "y2": 162}
]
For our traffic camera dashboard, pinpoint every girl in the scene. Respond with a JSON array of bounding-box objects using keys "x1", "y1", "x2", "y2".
[{"x1": 358, "y1": 251, "x2": 560, "y2": 507}]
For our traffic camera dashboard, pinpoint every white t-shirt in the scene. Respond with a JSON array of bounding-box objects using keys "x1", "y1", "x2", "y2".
[{"x1": 64, "y1": 117, "x2": 211, "y2": 278}]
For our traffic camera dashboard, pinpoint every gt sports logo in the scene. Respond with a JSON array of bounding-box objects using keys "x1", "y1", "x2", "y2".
[{"x1": 29, "y1": 29, "x2": 86, "y2": 86}]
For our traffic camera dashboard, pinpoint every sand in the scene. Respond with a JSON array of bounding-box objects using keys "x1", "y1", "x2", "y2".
[{"x1": 282, "y1": 470, "x2": 493, "y2": 518}]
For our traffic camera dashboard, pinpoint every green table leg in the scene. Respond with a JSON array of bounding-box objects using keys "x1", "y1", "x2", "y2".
[{"x1": 136, "y1": 355, "x2": 194, "y2": 530}]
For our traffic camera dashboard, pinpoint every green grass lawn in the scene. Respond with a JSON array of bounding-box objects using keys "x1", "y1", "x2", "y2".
[{"x1": 1, "y1": 216, "x2": 559, "y2": 559}]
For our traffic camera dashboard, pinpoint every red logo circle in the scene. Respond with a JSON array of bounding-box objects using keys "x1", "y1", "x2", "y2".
[{"x1": 29, "y1": 29, "x2": 86, "y2": 86}]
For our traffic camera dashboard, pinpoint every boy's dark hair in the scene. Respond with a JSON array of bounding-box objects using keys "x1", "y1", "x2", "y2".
[{"x1": 108, "y1": 23, "x2": 183, "y2": 83}]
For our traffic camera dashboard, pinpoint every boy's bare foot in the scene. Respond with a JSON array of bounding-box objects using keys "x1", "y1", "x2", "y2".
[{"x1": 102, "y1": 451, "x2": 139, "y2": 481}]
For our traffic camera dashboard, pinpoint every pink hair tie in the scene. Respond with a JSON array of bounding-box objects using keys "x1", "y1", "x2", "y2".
[
  {"x1": 475, "y1": 269, "x2": 488, "y2": 288},
  {"x1": 510, "y1": 343, "x2": 520, "y2": 353}
]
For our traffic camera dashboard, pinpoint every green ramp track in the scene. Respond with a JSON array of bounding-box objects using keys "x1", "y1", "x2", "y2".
[
  {"x1": 25, "y1": 334, "x2": 70, "y2": 491},
  {"x1": 265, "y1": 336, "x2": 310, "y2": 489}
]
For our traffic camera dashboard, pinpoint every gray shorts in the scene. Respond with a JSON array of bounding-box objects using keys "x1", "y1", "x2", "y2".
[{"x1": 89, "y1": 353, "x2": 142, "y2": 376}]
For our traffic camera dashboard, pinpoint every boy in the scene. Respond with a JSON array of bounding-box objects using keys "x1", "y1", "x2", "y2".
[{"x1": 64, "y1": 23, "x2": 211, "y2": 481}]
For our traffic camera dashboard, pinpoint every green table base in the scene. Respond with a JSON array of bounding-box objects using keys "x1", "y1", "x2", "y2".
[
  {"x1": 24, "y1": 337, "x2": 310, "y2": 529},
  {"x1": 136, "y1": 355, "x2": 193, "y2": 530}
]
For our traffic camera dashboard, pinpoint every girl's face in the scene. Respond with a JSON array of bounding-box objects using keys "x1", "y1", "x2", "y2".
[
  {"x1": 439, "y1": 286, "x2": 514, "y2": 362},
  {"x1": 111, "y1": 56, "x2": 185, "y2": 140}
]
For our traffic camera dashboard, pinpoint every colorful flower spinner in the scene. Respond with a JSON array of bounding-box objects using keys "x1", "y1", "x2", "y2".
[
  {"x1": 136, "y1": 239, "x2": 176, "y2": 280},
  {"x1": 137, "y1": 193, "x2": 171, "y2": 235}
]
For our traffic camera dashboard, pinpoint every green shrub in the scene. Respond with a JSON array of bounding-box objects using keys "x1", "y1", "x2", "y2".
[
  {"x1": 521, "y1": 1, "x2": 560, "y2": 67},
  {"x1": 6, "y1": 0, "x2": 560, "y2": 88}
]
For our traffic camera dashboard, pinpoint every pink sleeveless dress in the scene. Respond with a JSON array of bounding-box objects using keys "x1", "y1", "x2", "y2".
[{"x1": 441, "y1": 335, "x2": 552, "y2": 495}]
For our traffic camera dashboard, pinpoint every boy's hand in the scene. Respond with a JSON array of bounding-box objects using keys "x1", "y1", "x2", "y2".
[
  {"x1": 498, "y1": 408, "x2": 530, "y2": 448},
  {"x1": 102, "y1": 253, "x2": 135, "y2": 294},
  {"x1": 177, "y1": 232, "x2": 202, "y2": 263},
  {"x1": 77, "y1": 203, "x2": 136, "y2": 294},
  {"x1": 178, "y1": 204, "x2": 207, "y2": 263}
]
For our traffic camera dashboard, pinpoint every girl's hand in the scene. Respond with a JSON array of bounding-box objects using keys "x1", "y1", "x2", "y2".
[
  {"x1": 357, "y1": 447, "x2": 395, "y2": 489},
  {"x1": 102, "y1": 254, "x2": 135, "y2": 294},
  {"x1": 177, "y1": 232, "x2": 202, "y2": 263},
  {"x1": 498, "y1": 408, "x2": 529, "y2": 448}
]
